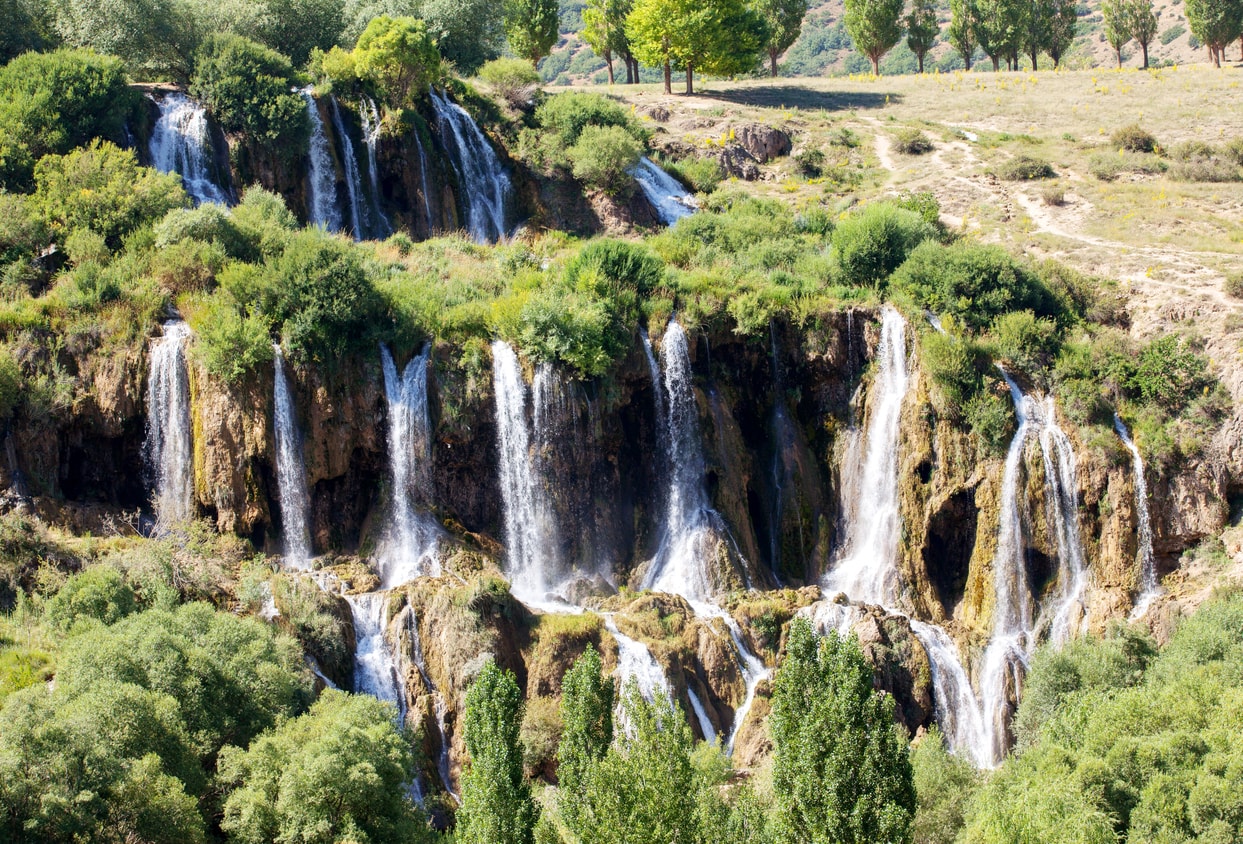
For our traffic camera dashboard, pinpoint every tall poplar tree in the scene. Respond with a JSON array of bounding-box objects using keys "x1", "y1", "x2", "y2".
[
  {"x1": 906, "y1": 0, "x2": 940, "y2": 73},
  {"x1": 948, "y1": 0, "x2": 978, "y2": 69},
  {"x1": 843, "y1": 0, "x2": 905, "y2": 74},
  {"x1": 756, "y1": 0, "x2": 811, "y2": 76},
  {"x1": 1126, "y1": 0, "x2": 1159, "y2": 68},
  {"x1": 1102, "y1": 0, "x2": 1131, "y2": 66},
  {"x1": 1046, "y1": 0, "x2": 1077, "y2": 67},
  {"x1": 505, "y1": 0, "x2": 560, "y2": 65}
]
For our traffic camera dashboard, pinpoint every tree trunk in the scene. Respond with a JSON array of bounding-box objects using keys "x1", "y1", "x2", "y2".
[
  {"x1": 991, "y1": 55, "x2": 1000, "y2": 70},
  {"x1": 918, "y1": 53, "x2": 925, "y2": 73},
  {"x1": 685, "y1": 64, "x2": 694, "y2": 95},
  {"x1": 770, "y1": 49, "x2": 779, "y2": 77},
  {"x1": 1141, "y1": 42, "x2": 1149, "y2": 68},
  {"x1": 631, "y1": 57, "x2": 640, "y2": 83},
  {"x1": 663, "y1": 60, "x2": 671, "y2": 93},
  {"x1": 1239, "y1": 35, "x2": 1242, "y2": 61},
  {"x1": 871, "y1": 54, "x2": 880, "y2": 75},
  {"x1": 1030, "y1": 51, "x2": 1039, "y2": 71},
  {"x1": 1115, "y1": 48, "x2": 1122, "y2": 68},
  {"x1": 606, "y1": 52, "x2": 615, "y2": 85},
  {"x1": 965, "y1": 53, "x2": 972, "y2": 70}
]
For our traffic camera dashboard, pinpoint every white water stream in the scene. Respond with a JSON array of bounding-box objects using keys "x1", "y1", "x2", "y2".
[
  {"x1": 1116, "y1": 414, "x2": 1159, "y2": 618},
  {"x1": 273, "y1": 346, "x2": 313, "y2": 568},
  {"x1": 301, "y1": 89, "x2": 342, "y2": 232},
  {"x1": 632, "y1": 157, "x2": 697, "y2": 226},
  {"x1": 148, "y1": 93, "x2": 230, "y2": 206},
  {"x1": 430, "y1": 89, "x2": 510, "y2": 243},
  {"x1": 146, "y1": 321, "x2": 194, "y2": 529}
]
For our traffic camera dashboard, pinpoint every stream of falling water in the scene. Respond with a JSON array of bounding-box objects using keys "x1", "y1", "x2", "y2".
[
  {"x1": 146, "y1": 321, "x2": 194, "y2": 530},
  {"x1": 631, "y1": 157, "x2": 697, "y2": 226},
  {"x1": 148, "y1": 93, "x2": 230, "y2": 205},
  {"x1": 358, "y1": 97, "x2": 392, "y2": 237},
  {"x1": 1116, "y1": 414, "x2": 1159, "y2": 618},
  {"x1": 273, "y1": 346, "x2": 312, "y2": 568},
  {"x1": 329, "y1": 97, "x2": 367, "y2": 240},
  {"x1": 430, "y1": 89, "x2": 510, "y2": 243},
  {"x1": 378, "y1": 344, "x2": 440, "y2": 585},
  {"x1": 301, "y1": 89, "x2": 342, "y2": 232}
]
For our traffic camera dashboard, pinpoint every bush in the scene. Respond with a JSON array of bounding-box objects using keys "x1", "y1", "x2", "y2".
[
  {"x1": 155, "y1": 204, "x2": 251, "y2": 260},
  {"x1": 230, "y1": 187, "x2": 299, "y2": 259},
  {"x1": 912, "y1": 728, "x2": 979, "y2": 844},
  {"x1": 988, "y1": 310, "x2": 1061, "y2": 376},
  {"x1": 0, "y1": 347, "x2": 20, "y2": 421},
  {"x1": 894, "y1": 128, "x2": 934, "y2": 155},
  {"x1": 1128, "y1": 334, "x2": 1214, "y2": 412},
  {"x1": 832, "y1": 202, "x2": 938, "y2": 287},
  {"x1": 0, "y1": 49, "x2": 139, "y2": 189},
  {"x1": 795, "y1": 147, "x2": 826, "y2": 177},
  {"x1": 566, "y1": 239, "x2": 665, "y2": 301},
  {"x1": 1225, "y1": 271, "x2": 1243, "y2": 299},
  {"x1": 890, "y1": 240, "x2": 1061, "y2": 331},
  {"x1": 45, "y1": 565, "x2": 137, "y2": 630},
  {"x1": 191, "y1": 34, "x2": 308, "y2": 153},
  {"x1": 34, "y1": 142, "x2": 189, "y2": 247},
  {"x1": 1040, "y1": 184, "x2": 1065, "y2": 206},
  {"x1": 1111, "y1": 124, "x2": 1158, "y2": 153},
  {"x1": 478, "y1": 57, "x2": 541, "y2": 108},
  {"x1": 921, "y1": 332, "x2": 982, "y2": 419},
  {"x1": 534, "y1": 92, "x2": 647, "y2": 148},
  {"x1": 192, "y1": 293, "x2": 275, "y2": 385},
  {"x1": 965, "y1": 388, "x2": 1014, "y2": 455},
  {"x1": 568, "y1": 125, "x2": 643, "y2": 196},
  {"x1": 993, "y1": 154, "x2": 1055, "y2": 181},
  {"x1": 1087, "y1": 151, "x2": 1168, "y2": 181},
  {"x1": 664, "y1": 157, "x2": 724, "y2": 193}
]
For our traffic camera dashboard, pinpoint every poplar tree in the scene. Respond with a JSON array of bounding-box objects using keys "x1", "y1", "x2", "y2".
[
  {"x1": 1046, "y1": 0, "x2": 1077, "y2": 67},
  {"x1": 770, "y1": 619, "x2": 915, "y2": 844},
  {"x1": 504, "y1": 0, "x2": 560, "y2": 65},
  {"x1": 948, "y1": 0, "x2": 978, "y2": 69},
  {"x1": 905, "y1": 0, "x2": 940, "y2": 73},
  {"x1": 1020, "y1": 0, "x2": 1054, "y2": 70},
  {"x1": 1127, "y1": 0, "x2": 1159, "y2": 68},
  {"x1": 756, "y1": 0, "x2": 811, "y2": 76},
  {"x1": 1102, "y1": 0, "x2": 1131, "y2": 66},
  {"x1": 627, "y1": 0, "x2": 766, "y2": 94},
  {"x1": 456, "y1": 660, "x2": 538, "y2": 844},
  {"x1": 843, "y1": 0, "x2": 905, "y2": 74},
  {"x1": 557, "y1": 645, "x2": 614, "y2": 836},
  {"x1": 1184, "y1": 0, "x2": 1241, "y2": 66},
  {"x1": 974, "y1": 0, "x2": 1022, "y2": 69}
]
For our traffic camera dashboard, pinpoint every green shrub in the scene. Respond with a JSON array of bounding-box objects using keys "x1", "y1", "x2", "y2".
[
  {"x1": 516, "y1": 284, "x2": 624, "y2": 376},
  {"x1": 993, "y1": 155, "x2": 1055, "y2": 181},
  {"x1": 1159, "y1": 23, "x2": 1185, "y2": 43},
  {"x1": 890, "y1": 241, "x2": 1062, "y2": 331},
  {"x1": 154, "y1": 205, "x2": 250, "y2": 259},
  {"x1": 832, "y1": 202, "x2": 937, "y2": 287},
  {"x1": 150, "y1": 240, "x2": 228, "y2": 294},
  {"x1": 894, "y1": 128, "x2": 934, "y2": 155},
  {"x1": 45, "y1": 565, "x2": 137, "y2": 630},
  {"x1": 191, "y1": 33, "x2": 308, "y2": 153},
  {"x1": 568, "y1": 125, "x2": 643, "y2": 196},
  {"x1": 965, "y1": 388, "x2": 1014, "y2": 455},
  {"x1": 1128, "y1": 334, "x2": 1214, "y2": 412},
  {"x1": 534, "y1": 92, "x2": 647, "y2": 147},
  {"x1": 1111, "y1": 124, "x2": 1158, "y2": 153},
  {"x1": 34, "y1": 142, "x2": 189, "y2": 247},
  {"x1": 1040, "y1": 183, "x2": 1065, "y2": 206},
  {"x1": 0, "y1": 194, "x2": 44, "y2": 265},
  {"x1": 478, "y1": 57, "x2": 540, "y2": 108},
  {"x1": 347, "y1": 16, "x2": 442, "y2": 108},
  {"x1": 664, "y1": 157, "x2": 724, "y2": 193},
  {"x1": 1087, "y1": 151, "x2": 1168, "y2": 181},
  {"x1": 0, "y1": 49, "x2": 138, "y2": 189},
  {"x1": 794, "y1": 147, "x2": 826, "y2": 177},
  {"x1": 1223, "y1": 138, "x2": 1243, "y2": 166},
  {"x1": 988, "y1": 310, "x2": 1061, "y2": 376},
  {"x1": 566, "y1": 239, "x2": 665, "y2": 302},
  {"x1": 192, "y1": 294, "x2": 275, "y2": 385},
  {"x1": 912, "y1": 728, "x2": 979, "y2": 844},
  {"x1": 920, "y1": 331, "x2": 982, "y2": 419},
  {"x1": 1225, "y1": 271, "x2": 1243, "y2": 299},
  {"x1": 0, "y1": 347, "x2": 20, "y2": 421},
  {"x1": 230, "y1": 186, "x2": 299, "y2": 259},
  {"x1": 893, "y1": 191, "x2": 941, "y2": 226}
]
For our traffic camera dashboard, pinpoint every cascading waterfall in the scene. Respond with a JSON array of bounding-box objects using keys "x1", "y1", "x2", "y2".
[
  {"x1": 1039, "y1": 411, "x2": 1088, "y2": 645},
  {"x1": 826, "y1": 306, "x2": 909, "y2": 607},
  {"x1": 347, "y1": 592, "x2": 407, "y2": 721},
  {"x1": 379, "y1": 344, "x2": 441, "y2": 586},
  {"x1": 632, "y1": 157, "x2": 697, "y2": 226},
  {"x1": 909, "y1": 620, "x2": 993, "y2": 768},
  {"x1": 406, "y1": 610, "x2": 457, "y2": 798},
  {"x1": 605, "y1": 617, "x2": 673, "y2": 703},
  {"x1": 329, "y1": 97, "x2": 367, "y2": 240},
  {"x1": 491, "y1": 341, "x2": 562, "y2": 605},
  {"x1": 273, "y1": 346, "x2": 313, "y2": 569},
  {"x1": 1116, "y1": 414, "x2": 1159, "y2": 618},
  {"x1": 687, "y1": 688, "x2": 717, "y2": 743},
  {"x1": 301, "y1": 89, "x2": 343, "y2": 232},
  {"x1": 148, "y1": 93, "x2": 230, "y2": 206},
  {"x1": 359, "y1": 97, "x2": 392, "y2": 237},
  {"x1": 430, "y1": 89, "x2": 510, "y2": 244},
  {"x1": 412, "y1": 128, "x2": 435, "y2": 235},
  {"x1": 146, "y1": 321, "x2": 195, "y2": 529}
]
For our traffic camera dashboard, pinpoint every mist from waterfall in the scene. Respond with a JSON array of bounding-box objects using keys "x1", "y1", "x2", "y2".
[
  {"x1": 273, "y1": 346, "x2": 313, "y2": 569},
  {"x1": 348, "y1": 592, "x2": 407, "y2": 721},
  {"x1": 430, "y1": 89, "x2": 510, "y2": 244},
  {"x1": 329, "y1": 97, "x2": 367, "y2": 240},
  {"x1": 1116, "y1": 414, "x2": 1159, "y2": 618},
  {"x1": 146, "y1": 321, "x2": 194, "y2": 529},
  {"x1": 491, "y1": 341, "x2": 562, "y2": 606},
  {"x1": 148, "y1": 93, "x2": 230, "y2": 206},
  {"x1": 301, "y1": 89, "x2": 342, "y2": 232},
  {"x1": 379, "y1": 344, "x2": 440, "y2": 586},
  {"x1": 826, "y1": 306, "x2": 909, "y2": 607}
]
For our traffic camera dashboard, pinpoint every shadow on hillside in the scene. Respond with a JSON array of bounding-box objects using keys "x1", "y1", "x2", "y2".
[{"x1": 697, "y1": 85, "x2": 897, "y2": 111}]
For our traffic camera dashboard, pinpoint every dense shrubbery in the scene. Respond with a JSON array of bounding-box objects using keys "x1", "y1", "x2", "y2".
[
  {"x1": 832, "y1": 202, "x2": 938, "y2": 287},
  {"x1": 320, "y1": 15, "x2": 441, "y2": 109},
  {"x1": 519, "y1": 92, "x2": 651, "y2": 190},
  {"x1": 190, "y1": 34, "x2": 308, "y2": 153}
]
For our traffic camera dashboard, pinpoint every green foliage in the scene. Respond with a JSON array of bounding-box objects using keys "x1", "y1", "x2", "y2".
[
  {"x1": 457, "y1": 659, "x2": 538, "y2": 844},
  {"x1": 219, "y1": 690, "x2": 429, "y2": 844},
  {"x1": 911, "y1": 727, "x2": 979, "y2": 844},
  {"x1": 987, "y1": 310, "x2": 1060, "y2": 375},
  {"x1": 0, "y1": 348, "x2": 20, "y2": 421},
  {"x1": 575, "y1": 680, "x2": 699, "y2": 843},
  {"x1": 479, "y1": 58, "x2": 542, "y2": 108},
  {"x1": 1184, "y1": 0, "x2": 1242, "y2": 57},
  {"x1": 756, "y1": 0, "x2": 812, "y2": 73},
  {"x1": 894, "y1": 128, "x2": 934, "y2": 155},
  {"x1": 191, "y1": 33, "x2": 307, "y2": 153},
  {"x1": 832, "y1": 202, "x2": 938, "y2": 288},
  {"x1": 770, "y1": 618, "x2": 915, "y2": 844},
  {"x1": 557, "y1": 645, "x2": 614, "y2": 835},
  {"x1": 947, "y1": 0, "x2": 978, "y2": 68},
  {"x1": 993, "y1": 154, "x2": 1055, "y2": 181},
  {"x1": 568, "y1": 125, "x2": 644, "y2": 195},
  {"x1": 905, "y1": 0, "x2": 939, "y2": 70},
  {"x1": 1087, "y1": 150, "x2": 1167, "y2": 181},
  {"x1": 420, "y1": 0, "x2": 506, "y2": 74},
  {"x1": 0, "y1": 0, "x2": 55, "y2": 64},
  {"x1": 1128, "y1": 334, "x2": 1214, "y2": 412},
  {"x1": 843, "y1": 0, "x2": 906, "y2": 73},
  {"x1": 535, "y1": 92, "x2": 647, "y2": 149},
  {"x1": 0, "y1": 49, "x2": 138, "y2": 190},
  {"x1": 34, "y1": 142, "x2": 189, "y2": 247},
  {"x1": 351, "y1": 16, "x2": 441, "y2": 108},
  {"x1": 44, "y1": 564, "x2": 137, "y2": 631},
  {"x1": 890, "y1": 241, "x2": 1061, "y2": 332},
  {"x1": 920, "y1": 331, "x2": 984, "y2": 420},
  {"x1": 626, "y1": 0, "x2": 769, "y2": 92},
  {"x1": 505, "y1": 0, "x2": 561, "y2": 64},
  {"x1": 52, "y1": 0, "x2": 197, "y2": 80},
  {"x1": 663, "y1": 157, "x2": 725, "y2": 194}
]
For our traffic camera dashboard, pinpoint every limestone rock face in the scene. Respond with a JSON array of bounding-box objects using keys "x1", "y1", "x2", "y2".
[{"x1": 733, "y1": 124, "x2": 793, "y2": 163}]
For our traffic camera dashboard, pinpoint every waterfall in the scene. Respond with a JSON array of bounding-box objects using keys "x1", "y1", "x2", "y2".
[
  {"x1": 826, "y1": 306, "x2": 909, "y2": 607},
  {"x1": 348, "y1": 592, "x2": 408, "y2": 721},
  {"x1": 406, "y1": 609, "x2": 457, "y2": 798},
  {"x1": 491, "y1": 341, "x2": 562, "y2": 605},
  {"x1": 148, "y1": 93, "x2": 230, "y2": 206},
  {"x1": 301, "y1": 89, "x2": 342, "y2": 232},
  {"x1": 632, "y1": 157, "x2": 697, "y2": 226},
  {"x1": 1039, "y1": 410, "x2": 1088, "y2": 646},
  {"x1": 910, "y1": 620, "x2": 993, "y2": 768},
  {"x1": 1116, "y1": 414, "x2": 1159, "y2": 618},
  {"x1": 412, "y1": 127, "x2": 435, "y2": 235},
  {"x1": 146, "y1": 321, "x2": 194, "y2": 529},
  {"x1": 329, "y1": 97, "x2": 367, "y2": 240},
  {"x1": 379, "y1": 344, "x2": 440, "y2": 586},
  {"x1": 430, "y1": 89, "x2": 511, "y2": 244},
  {"x1": 359, "y1": 97, "x2": 392, "y2": 237},
  {"x1": 273, "y1": 346, "x2": 313, "y2": 569},
  {"x1": 604, "y1": 617, "x2": 672, "y2": 703},
  {"x1": 925, "y1": 311, "x2": 947, "y2": 334},
  {"x1": 687, "y1": 688, "x2": 717, "y2": 743},
  {"x1": 767, "y1": 324, "x2": 799, "y2": 580}
]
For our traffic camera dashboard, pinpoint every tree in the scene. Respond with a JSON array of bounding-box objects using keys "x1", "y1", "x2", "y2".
[
  {"x1": 557, "y1": 645, "x2": 614, "y2": 835},
  {"x1": 1046, "y1": 0, "x2": 1077, "y2": 66},
  {"x1": 769, "y1": 618, "x2": 916, "y2": 844},
  {"x1": 756, "y1": 0, "x2": 811, "y2": 76},
  {"x1": 191, "y1": 33, "x2": 308, "y2": 152},
  {"x1": 457, "y1": 659, "x2": 538, "y2": 844},
  {"x1": 505, "y1": 0, "x2": 560, "y2": 65},
  {"x1": 627, "y1": 0, "x2": 767, "y2": 94},
  {"x1": 1184, "y1": 0, "x2": 1243, "y2": 65},
  {"x1": 0, "y1": 0, "x2": 56, "y2": 63},
  {"x1": 905, "y1": 0, "x2": 939, "y2": 72},
  {"x1": 843, "y1": 0, "x2": 905, "y2": 75},
  {"x1": 1019, "y1": 0, "x2": 1054, "y2": 70},
  {"x1": 52, "y1": 0, "x2": 198, "y2": 80},
  {"x1": 948, "y1": 0, "x2": 977, "y2": 69},
  {"x1": 576, "y1": 681, "x2": 699, "y2": 844},
  {"x1": 1102, "y1": 0, "x2": 1131, "y2": 66},
  {"x1": 252, "y1": 0, "x2": 344, "y2": 66},
  {"x1": 219, "y1": 690, "x2": 431, "y2": 844},
  {"x1": 419, "y1": 0, "x2": 507, "y2": 74},
  {"x1": 351, "y1": 16, "x2": 441, "y2": 107},
  {"x1": 1126, "y1": 0, "x2": 1159, "y2": 67},
  {"x1": 974, "y1": 0, "x2": 1022, "y2": 69}
]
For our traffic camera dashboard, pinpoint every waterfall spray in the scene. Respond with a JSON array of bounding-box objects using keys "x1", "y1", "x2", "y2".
[
  {"x1": 273, "y1": 346, "x2": 313, "y2": 568},
  {"x1": 1116, "y1": 414, "x2": 1159, "y2": 618},
  {"x1": 148, "y1": 94, "x2": 230, "y2": 206},
  {"x1": 631, "y1": 157, "x2": 697, "y2": 226},
  {"x1": 301, "y1": 89, "x2": 342, "y2": 232},
  {"x1": 146, "y1": 321, "x2": 194, "y2": 529},
  {"x1": 430, "y1": 89, "x2": 511, "y2": 243},
  {"x1": 329, "y1": 97, "x2": 367, "y2": 240}
]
